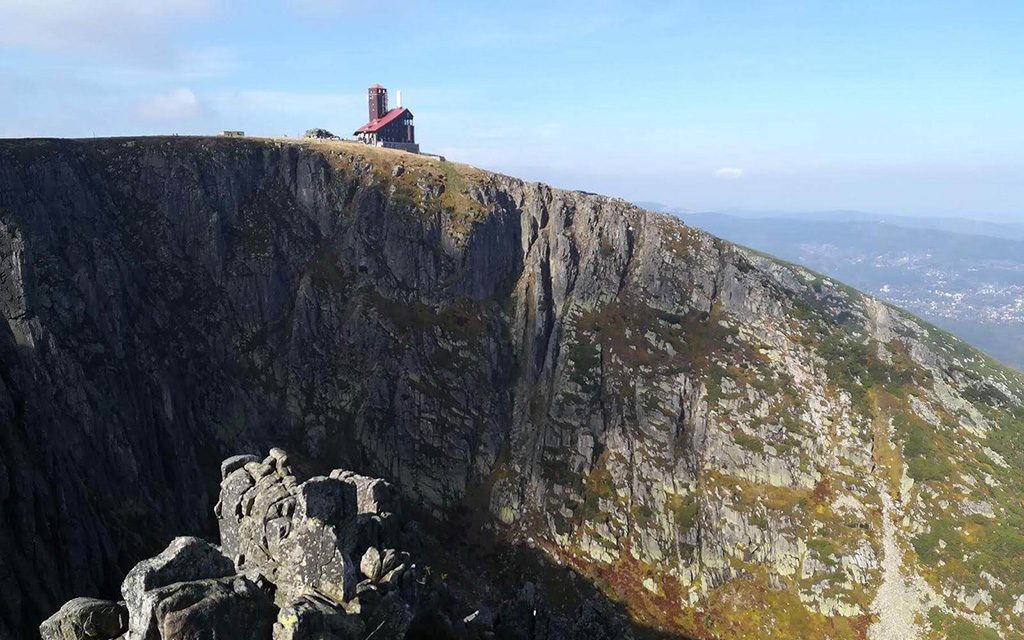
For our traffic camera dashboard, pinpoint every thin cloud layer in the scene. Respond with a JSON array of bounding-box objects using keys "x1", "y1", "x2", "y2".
[
  {"x1": 714, "y1": 168, "x2": 745, "y2": 179},
  {"x1": 210, "y1": 90, "x2": 363, "y2": 116},
  {"x1": 137, "y1": 88, "x2": 206, "y2": 122},
  {"x1": 287, "y1": 0, "x2": 402, "y2": 16},
  {"x1": 0, "y1": 0, "x2": 217, "y2": 60}
]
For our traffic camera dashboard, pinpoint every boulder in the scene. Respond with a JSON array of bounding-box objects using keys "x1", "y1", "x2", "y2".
[
  {"x1": 295, "y1": 477, "x2": 357, "y2": 529},
  {"x1": 360, "y1": 547, "x2": 383, "y2": 583},
  {"x1": 277, "y1": 517, "x2": 358, "y2": 605},
  {"x1": 330, "y1": 471, "x2": 398, "y2": 516},
  {"x1": 272, "y1": 595, "x2": 364, "y2": 640},
  {"x1": 147, "y1": 576, "x2": 274, "y2": 640},
  {"x1": 216, "y1": 469, "x2": 256, "y2": 558},
  {"x1": 220, "y1": 454, "x2": 259, "y2": 480},
  {"x1": 217, "y1": 452, "x2": 361, "y2": 606},
  {"x1": 39, "y1": 598, "x2": 128, "y2": 640},
  {"x1": 120, "y1": 537, "x2": 235, "y2": 640},
  {"x1": 380, "y1": 549, "x2": 405, "y2": 577}
]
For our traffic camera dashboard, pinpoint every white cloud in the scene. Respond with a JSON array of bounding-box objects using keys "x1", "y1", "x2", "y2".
[
  {"x1": 287, "y1": 0, "x2": 395, "y2": 16},
  {"x1": 714, "y1": 167, "x2": 745, "y2": 179},
  {"x1": 0, "y1": 0, "x2": 218, "y2": 59},
  {"x1": 137, "y1": 88, "x2": 205, "y2": 121},
  {"x1": 69, "y1": 46, "x2": 238, "y2": 89},
  {"x1": 174, "y1": 46, "x2": 238, "y2": 80},
  {"x1": 209, "y1": 90, "x2": 363, "y2": 119}
]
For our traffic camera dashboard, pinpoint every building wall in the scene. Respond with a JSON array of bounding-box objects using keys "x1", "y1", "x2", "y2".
[
  {"x1": 378, "y1": 118, "x2": 414, "y2": 144},
  {"x1": 382, "y1": 141, "x2": 420, "y2": 153}
]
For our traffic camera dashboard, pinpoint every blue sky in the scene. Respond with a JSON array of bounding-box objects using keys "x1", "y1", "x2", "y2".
[{"x1": 1, "y1": 0, "x2": 1022, "y2": 218}]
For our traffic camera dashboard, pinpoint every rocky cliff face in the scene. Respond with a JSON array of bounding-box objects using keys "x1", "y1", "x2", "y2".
[{"x1": 1, "y1": 137, "x2": 1023, "y2": 640}]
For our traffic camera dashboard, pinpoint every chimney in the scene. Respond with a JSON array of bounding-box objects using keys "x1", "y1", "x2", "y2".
[{"x1": 396, "y1": 90, "x2": 402, "y2": 108}]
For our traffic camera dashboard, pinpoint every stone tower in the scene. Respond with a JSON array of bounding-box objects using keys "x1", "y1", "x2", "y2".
[{"x1": 368, "y1": 85, "x2": 387, "y2": 121}]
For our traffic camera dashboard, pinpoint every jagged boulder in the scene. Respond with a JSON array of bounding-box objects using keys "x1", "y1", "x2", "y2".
[
  {"x1": 330, "y1": 471, "x2": 399, "y2": 516},
  {"x1": 216, "y1": 452, "x2": 360, "y2": 606},
  {"x1": 328, "y1": 470, "x2": 409, "y2": 567},
  {"x1": 360, "y1": 547, "x2": 383, "y2": 583},
  {"x1": 39, "y1": 598, "x2": 127, "y2": 640},
  {"x1": 221, "y1": 454, "x2": 259, "y2": 480},
  {"x1": 121, "y1": 537, "x2": 236, "y2": 640},
  {"x1": 272, "y1": 595, "x2": 363, "y2": 640},
  {"x1": 215, "y1": 451, "x2": 428, "y2": 638},
  {"x1": 276, "y1": 514, "x2": 358, "y2": 604},
  {"x1": 145, "y1": 575, "x2": 274, "y2": 640}
]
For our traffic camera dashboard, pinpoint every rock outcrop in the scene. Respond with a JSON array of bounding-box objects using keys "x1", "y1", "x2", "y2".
[
  {"x1": 2, "y1": 137, "x2": 1024, "y2": 639},
  {"x1": 120, "y1": 536, "x2": 239, "y2": 640},
  {"x1": 39, "y1": 599, "x2": 128, "y2": 640},
  {"x1": 44, "y1": 449, "x2": 630, "y2": 640}
]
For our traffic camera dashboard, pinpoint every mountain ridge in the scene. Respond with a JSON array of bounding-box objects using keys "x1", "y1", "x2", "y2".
[
  {"x1": 1, "y1": 136, "x2": 1023, "y2": 640},
  {"x1": 635, "y1": 204, "x2": 1024, "y2": 242}
]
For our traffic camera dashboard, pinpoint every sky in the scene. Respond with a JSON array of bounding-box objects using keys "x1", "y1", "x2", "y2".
[{"x1": 1, "y1": 0, "x2": 1022, "y2": 218}]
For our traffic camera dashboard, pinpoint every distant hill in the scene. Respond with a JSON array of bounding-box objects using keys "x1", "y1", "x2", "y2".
[
  {"x1": 638, "y1": 204, "x2": 1024, "y2": 241},
  {"x1": 678, "y1": 210, "x2": 1024, "y2": 370},
  {"x1": 741, "y1": 210, "x2": 1024, "y2": 242}
]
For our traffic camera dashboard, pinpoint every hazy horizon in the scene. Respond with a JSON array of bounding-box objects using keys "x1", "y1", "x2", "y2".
[
  {"x1": 2, "y1": 0, "x2": 1022, "y2": 218},
  {"x1": 644, "y1": 205, "x2": 1024, "y2": 224}
]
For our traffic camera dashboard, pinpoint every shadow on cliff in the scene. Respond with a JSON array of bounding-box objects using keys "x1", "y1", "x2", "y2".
[
  {"x1": 273, "y1": 451, "x2": 695, "y2": 639},
  {"x1": 199, "y1": 451, "x2": 697, "y2": 640},
  {"x1": 179, "y1": 455, "x2": 698, "y2": 640},
  {"x1": 404, "y1": 501, "x2": 696, "y2": 640}
]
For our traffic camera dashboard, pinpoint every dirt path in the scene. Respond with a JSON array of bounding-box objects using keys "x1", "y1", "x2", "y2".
[
  {"x1": 862, "y1": 311, "x2": 928, "y2": 640},
  {"x1": 868, "y1": 489, "x2": 924, "y2": 640}
]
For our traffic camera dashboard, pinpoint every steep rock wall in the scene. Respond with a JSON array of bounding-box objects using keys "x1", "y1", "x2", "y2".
[{"x1": 1, "y1": 137, "x2": 1022, "y2": 640}]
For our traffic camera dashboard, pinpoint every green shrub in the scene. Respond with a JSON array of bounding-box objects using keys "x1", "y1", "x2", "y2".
[
  {"x1": 807, "y1": 537, "x2": 838, "y2": 558},
  {"x1": 668, "y1": 494, "x2": 699, "y2": 530},
  {"x1": 928, "y1": 608, "x2": 1001, "y2": 640},
  {"x1": 733, "y1": 431, "x2": 764, "y2": 454}
]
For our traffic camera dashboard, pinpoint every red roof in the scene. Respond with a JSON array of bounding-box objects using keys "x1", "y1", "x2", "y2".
[
  {"x1": 354, "y1": 107, "x2": 410, "y2": 133},
  {"x1": 369, "y1": 84, "x2": 385, "y2": 89}
]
